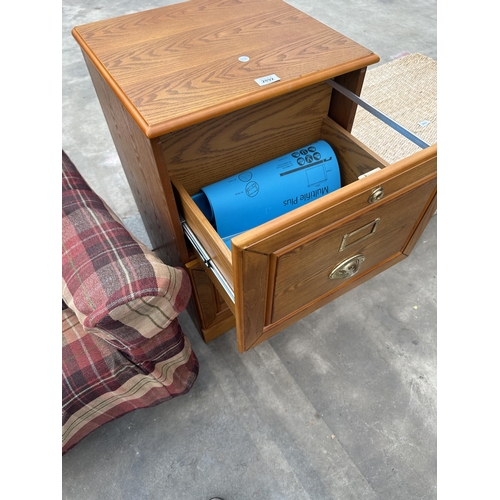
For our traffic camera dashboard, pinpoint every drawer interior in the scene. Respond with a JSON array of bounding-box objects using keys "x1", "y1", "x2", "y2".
[{"x1": 164, "y1": 81, "x2": 406, "y2": 281}]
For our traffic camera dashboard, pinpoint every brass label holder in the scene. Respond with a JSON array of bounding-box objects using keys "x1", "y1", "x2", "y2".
[{"x1": 340, "y1": 218, "x2": 380, "y2": 251}]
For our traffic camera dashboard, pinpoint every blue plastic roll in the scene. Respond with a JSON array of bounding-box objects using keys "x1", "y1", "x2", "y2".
[{"x1": 193, "y1": 140, "x2": 341, "y2": 248}]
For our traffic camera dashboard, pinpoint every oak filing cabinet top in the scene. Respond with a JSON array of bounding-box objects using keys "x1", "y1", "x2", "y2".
[{"x1": 72, "y1": 0, "x2": 379, "y2": 138}]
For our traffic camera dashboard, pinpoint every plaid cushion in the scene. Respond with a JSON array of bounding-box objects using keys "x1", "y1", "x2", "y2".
[
  {"x1": 62, "y1": 151, "x2": 198, "y2": 454},
  {"x1": 62, "y1": 308, "x2": 198, "y2": 454},
  {"x1": 62, "y1": 151, "x2": 191, "y2": 353}
]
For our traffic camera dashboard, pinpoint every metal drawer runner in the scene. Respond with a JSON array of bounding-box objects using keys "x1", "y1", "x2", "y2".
[
  {"x1": 326, "y1": 79, "x2": 429, "y2": 149},
  {"x1": 182, "y1": 219, "x2": 235, "y2": 304}
]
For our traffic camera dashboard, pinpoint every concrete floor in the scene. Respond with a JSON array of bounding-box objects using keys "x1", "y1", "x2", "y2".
[{"x1": 62, "y1": 1, "x2": 437, "y2": 499}]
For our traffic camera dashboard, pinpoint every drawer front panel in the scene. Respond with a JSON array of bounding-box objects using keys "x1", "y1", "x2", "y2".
[
  {"x1": 232, "y1": 146, "x2": 437, "y2": 352},
  {"x1": 270, "y1": 175, "x2": 436, "y2": 322}
]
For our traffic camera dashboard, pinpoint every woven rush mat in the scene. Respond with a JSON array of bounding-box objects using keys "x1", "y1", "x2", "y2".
[{"x1": 351, "y1": 53, "x2": 437, "y2": 164}]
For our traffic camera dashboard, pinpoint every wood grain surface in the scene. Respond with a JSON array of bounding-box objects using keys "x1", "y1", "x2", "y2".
[
  {"x1": 162, "y1": 83, "x2": 332, "y2": 194},
  {"x1": 72, "y1": 0, "x2": 378, "y2": 137}
]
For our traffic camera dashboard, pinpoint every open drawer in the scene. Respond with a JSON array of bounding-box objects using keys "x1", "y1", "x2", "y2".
[{"x1": 167, "y1": 81, "x2": 437, "y2": 352}]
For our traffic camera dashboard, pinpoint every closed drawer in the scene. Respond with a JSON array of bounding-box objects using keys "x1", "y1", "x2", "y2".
[{"x1": 169, "y1": 84, "x2": 437, "y2": 352}]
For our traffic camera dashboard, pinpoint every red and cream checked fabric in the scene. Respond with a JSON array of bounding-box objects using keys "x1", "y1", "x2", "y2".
[{"x1": 62, "y1": 151, "x2": 198, "y2": 454}]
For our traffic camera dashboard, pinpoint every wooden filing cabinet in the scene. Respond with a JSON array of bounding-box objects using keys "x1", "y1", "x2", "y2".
[{"x1": 72, "y1": 0, "x2": 437, "y2": 352}]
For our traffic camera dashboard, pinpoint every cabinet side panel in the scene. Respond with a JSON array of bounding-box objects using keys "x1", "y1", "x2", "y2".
[
  {"x1": 82, "y1": 52, "x2": 188, "y2": 266},
  {"x1": 329, "y1": 68, "x2": 366, "y2": 132}
]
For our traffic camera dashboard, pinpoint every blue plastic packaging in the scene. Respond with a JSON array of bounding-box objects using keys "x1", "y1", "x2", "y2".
[{"x1": 192, "y1": 140, "x2": 341, "y2": 248}]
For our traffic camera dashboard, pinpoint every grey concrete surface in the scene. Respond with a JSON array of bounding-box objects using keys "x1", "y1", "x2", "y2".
[{"x1": 62, "y1": 1, "x2": 437, "y2": 499}]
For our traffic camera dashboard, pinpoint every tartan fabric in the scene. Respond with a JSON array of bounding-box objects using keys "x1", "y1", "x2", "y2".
[
  {"x1": 62, "y1": 150, "x2": 191, "y2": 351},
  {"x1": 62, "y1": 309, "x2": 198, "y2": 454},
  {"x1": 62, "y1": 151, "x2": 198, "y2": 454}
]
